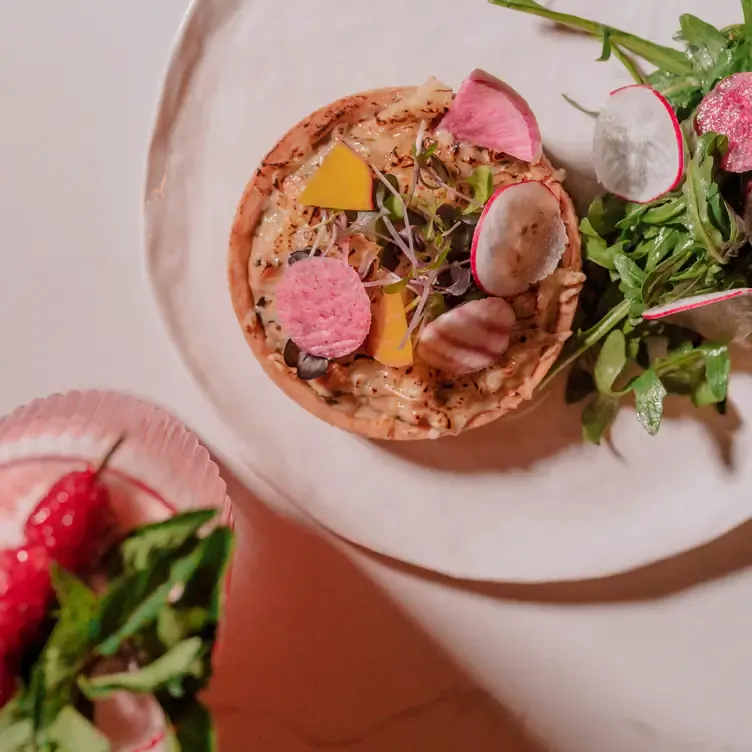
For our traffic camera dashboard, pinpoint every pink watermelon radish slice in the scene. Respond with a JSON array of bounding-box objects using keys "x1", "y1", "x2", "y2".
[
  {"x1": 470, "y1": 181, "x2": 567, "y2": 298},
  {"x1": 438, "y1": 69, "x2": 542, "y2": 163},
  {"x1": 643, "y1": 289, "x2": 752, "y2": 342},
  {"x1": 594, "y1": 85, "x2": 684, "y2": 203},
  {"x1": 696, "y1": 73, "x2": 752, "y2": 173},
  {"x1": 417, "y1": 297, "x2": 516, "y2": 376}
]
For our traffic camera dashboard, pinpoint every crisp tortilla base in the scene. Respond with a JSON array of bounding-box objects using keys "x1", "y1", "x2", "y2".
[{"x1": 228, "y1": 87, "x2": 582, "y2": 440}]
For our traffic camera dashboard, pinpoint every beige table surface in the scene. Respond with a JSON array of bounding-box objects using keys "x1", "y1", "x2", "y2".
[{"x1": 2, "y1": 2, "x2": 751, "y2": 750}]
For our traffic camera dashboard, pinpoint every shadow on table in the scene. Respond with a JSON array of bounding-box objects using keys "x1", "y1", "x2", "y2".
[
  {"x1": 204, "y1": 458, "x2": 549, "y2": 752},
  {"x1": 356, "y1": 502, "x2": 752, "y2": 608},
  {"x1": 373, "y1": 379, "x2": 583, "y2": 474}
]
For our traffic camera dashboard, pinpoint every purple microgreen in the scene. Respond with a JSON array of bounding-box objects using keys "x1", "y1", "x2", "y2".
[
  {"x1": 363, "y1": 273, "x2": 402, "y2": 288},
  {"x1": 372, "y1": 166, "x2": 418, "y2": 265},
  {"x1": 382, "y1": 214, "x2": 418, "y2": 269},
  {"x1": 401, "y1": 272, "x2": 438, "y2": 348},
  {"x1": 441, "y1": 220, "x2": 463, "y2": 238}
]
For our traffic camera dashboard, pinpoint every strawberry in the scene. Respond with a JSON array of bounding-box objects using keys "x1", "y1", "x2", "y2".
[
  {"x1": 0, "y1": 544, "x2": 53, "y2": 656},
  {"x1": 0, "y1": 657, "x2": 16, "y2": 708},
  {"x1": 24, "y1": 437, "x2": 123, "y2": 573}
]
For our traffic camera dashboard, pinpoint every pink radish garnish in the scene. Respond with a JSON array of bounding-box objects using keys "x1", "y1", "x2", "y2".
[
  {"x1": 594, "y1": 85, "x2": 684, "y2": 203},
  {"x1": 417, "y1": 298, "x2": 516, "y2": 376},
  {"x1": 643, "y1": 289, "x2": 752, "y2": 342},
  {"x1": 696, "y1": 73, "x2": 752, "y2": 173},
  {"x1": 470, "y1": 181, "x2": 567, "y2": 298},
  {"x1": 438, "y1": 69, "x2": 542, "y2": 163}
]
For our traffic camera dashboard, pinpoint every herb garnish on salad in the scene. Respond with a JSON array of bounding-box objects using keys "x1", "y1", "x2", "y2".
[{"x1": 492, "y1": 0, "x2": 752, "y2": 443}]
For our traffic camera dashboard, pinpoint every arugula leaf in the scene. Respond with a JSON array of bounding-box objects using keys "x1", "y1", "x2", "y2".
[
  {"x1": 47, "y1": 706, "x2": 110, "y2": 752},
  {"x1": 582, "y1": 393, "x2": 619, "y2": 445},
  {"x1": 700, "y1": 343, "x2": 732, "y2": 402},
  {"x1": 683, "y1": 133, "x2": 733, "y2": 264},
  {"x1": 613, "y1": 254, "x2": 646, "y2": 291},
  {"x1": 631, "y1": 369, "x2": 668, "y2": 436},
  {"x1": 488, "y1": 0, "x2": 693, "y2": 74},
  {"x1": 581, "y1": 218, "x2": 616, "y2": 270},
  {"x1": 464, "y1": 165, "x2": 494, "y2": 214},
  {"x1": 120, "y1": 509, "x2": 218, "y2": 573},
  {"x1": 80, "y1": 638, "x2": 205, "y2": 700},
  {"x1": 594, "y1": 330, "x2": 627, "y2": 394},
  {"x1": 565, "y1": 365, "x2": 595, "y2": 404},
  {"x1": 678, "y1": 14, "x2": 728, "y2": 67}
]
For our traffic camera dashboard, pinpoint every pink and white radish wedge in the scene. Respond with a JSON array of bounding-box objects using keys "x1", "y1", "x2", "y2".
[
  {"x1": 696, "y1": 73, "x2": 752, "y2": 173},
  {"x1": 594, "y1": 85, "x2": 684, "y2": 203},
  {"x1": 438, "y1": 69, "x2": 542, "y2": 163},
  {"x1": 644, "y1": 289, "x2": 752, "y2": 343},
  {"x1": 470, "y1": 181, "x2": 567, "y2": 298}
]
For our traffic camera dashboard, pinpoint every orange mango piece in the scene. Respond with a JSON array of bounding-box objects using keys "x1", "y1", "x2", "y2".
[
  {"x1": 368, "y1": 292, "x2": 413, "y2": 367},
  {"x1": 300, "y1": 142, "x2": 374, "y2": 211}
]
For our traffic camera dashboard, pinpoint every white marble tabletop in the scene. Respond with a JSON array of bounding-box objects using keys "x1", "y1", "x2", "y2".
[{"x1": 2, "y1": 2, "x2": 752, "y2": 750}]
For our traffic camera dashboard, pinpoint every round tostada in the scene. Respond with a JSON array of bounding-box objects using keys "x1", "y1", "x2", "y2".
[{"x1": 228, "y1": 70, "x2": 584, "y2": 440}]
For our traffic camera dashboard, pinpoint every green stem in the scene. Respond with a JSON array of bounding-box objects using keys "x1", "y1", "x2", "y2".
[
  {"x1": 488, "y1": 0, "x2": 693, "y2": 75},
  {"x1": 742, "y1": 0, "x2": 752, "y2": 35},
  {"x1": 612, "y1": 44, "x2": 646, "y2": 84},
  {"x1": 541, "y1": 299, "x2": 631, "y2": 390}
]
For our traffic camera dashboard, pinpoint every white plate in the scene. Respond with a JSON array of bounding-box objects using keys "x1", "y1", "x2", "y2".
[{"x1": 145, "y1": 0, "x2": 752, "y2": 582}]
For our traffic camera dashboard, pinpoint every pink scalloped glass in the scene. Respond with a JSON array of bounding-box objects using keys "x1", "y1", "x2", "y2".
[{"x1": 0, "y1": 390, "x2": 232, "y2": 751}]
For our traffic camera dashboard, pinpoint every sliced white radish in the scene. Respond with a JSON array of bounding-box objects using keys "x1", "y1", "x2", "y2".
[
  {"x1": 643, "y1": 289, "x2": 752, "y2": 342},
  {"x1": 696, "y1": 73, "x2": 752, "y2": 173},
  {"x1": 470, "y1": 181, "x2": 567, "y2": 298},
  {"x1": 593, "y1": 85, "x2": 684, "y2": 204},
  {"x1": 438, "y1": 69, "x2": 542, "y2": 163},
  {"x1": 417, "y1": 297, "x2": 516, "y2": 376}
]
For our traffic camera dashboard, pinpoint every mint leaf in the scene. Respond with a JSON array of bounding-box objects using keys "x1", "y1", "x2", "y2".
[
  {"x1": 28, "y1": 566, "x2": 98, "y2": 740},
  {"x1": 157, "y1": 607, "x2": 211, "y2": 649},
  {"x1": 0, "y1": 697, "x2": 33, "y2": 752},
  {"x1": 177, "y1": 527, "x2": 233, "y2": 624},
  {"x1": 159, "y1": 698, "x2": 216, "y2": 752},
  {"x1": 120, "y1": 509, "x2": 218, "y2": 573},
  {"x1": 464, "y1": 166, "x2": 494, "y2": 214},
  {"x1": 97, "y1": 530, "x2": 226, "y2": 657},
  {"x1": 80, "y1": 638, "x2": 204, "y2": 700},
  {"x1": 47, "y1": 706, "x2": 110, "y2": 752}
]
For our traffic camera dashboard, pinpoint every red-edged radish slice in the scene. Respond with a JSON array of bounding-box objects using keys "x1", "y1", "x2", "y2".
[
  {"x1": 470, "y1": 181, "x2": 567, "y2": 298},
  {"x1": 417, "y1": 298, "x2": 516, "y2": 376},
  {"x1": 643, "y1": 289, "x2": 752, "y2": 342},
  {"x1": 594, "y1": 85, "x2": 684, "y2": 203},
  {"x1": 438, "y1": 69, "x2": 542, "y2": 163},
  {"x1": 696, "y1": 73, "x2": 752, "y2": 173}
]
